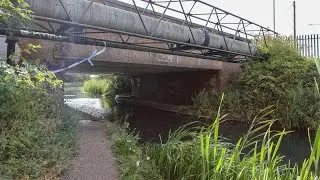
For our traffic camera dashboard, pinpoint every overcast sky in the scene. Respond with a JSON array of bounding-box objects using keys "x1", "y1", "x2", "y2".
[{"x1": 120, "y1": 0, "x2": 320, "y2": 36}]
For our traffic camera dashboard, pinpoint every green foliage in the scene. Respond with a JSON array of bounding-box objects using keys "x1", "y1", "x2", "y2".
[
  {"x1": 0, "y1": 66, "x2": 78, "y2": 179},
  {"x1": 0, "y1": 0, "x2": 32, "y2": 29},
  {"x1": 2, "y1": 65, "x2": 62, "y2": 88},
  {"x1": 190, "y1": 37, "x2": 320, "y2": 130},
  {"x1": 83, "y1": 78, "x2": 110, "y2": 96},
  {"x1": 106, "y1": 117, "x2": 162, "y2": 180},
  {"x1": 83, "y1": 74, "x2": 131, "y2": 98},
  {"x1": 239, "y1": 37, "x2": 316, "y2": 98},
  {"x1": 0, "y1": 1, "x2": 78, "y2": 178},
  {"x1": 147, "y1": 103, "x2": 320, "y2": 180},
  {"x1": 105, "y1": 75, "x2": 131, "y2": 98},
  {"x1": 280, "y1": 84, "x2": 320, "y2": 129}
]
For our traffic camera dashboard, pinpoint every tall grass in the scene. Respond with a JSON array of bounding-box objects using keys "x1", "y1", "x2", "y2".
[{"x1": 147, "y1": 95, "x2": 320, "y2": 180}]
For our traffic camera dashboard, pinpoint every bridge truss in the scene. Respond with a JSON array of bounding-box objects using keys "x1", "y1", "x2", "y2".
[{"x1": 1, "y1": 0, "x2": 277, "y2": 62}]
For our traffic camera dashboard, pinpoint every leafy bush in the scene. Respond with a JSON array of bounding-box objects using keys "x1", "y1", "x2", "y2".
[
  {"x1": 83, "y1": 74, "x2": 131, "y2": 98},
  {"x1": 83, "y1": 79, "x2": 109, "y2": 96},
  {"x1": 105, "y1": 75, "x2": 131, "y2": 98},
  {"x1": 189, "y1": 37, "x2": 320, "y2": 130},
  {"x1": 0, "y1": 65, "x2": 78, "y2": 179}
]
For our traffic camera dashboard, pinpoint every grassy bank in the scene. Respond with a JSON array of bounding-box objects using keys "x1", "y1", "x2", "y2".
[
  {"x1": 0, "y1": 108, "x2": 79, "y2": 179},
  {"x1": 0, "y1": 65, "x2": 79, "y2": 179},
  {"x1": 147, "y1": 112, "x2": 320, "y2": 180},
  {"x1": 109, "y1": 105, "x2": 320, "y2": 180},
  {"x1": 106, "y1": 119, "x2": 162, "y2": 180}
]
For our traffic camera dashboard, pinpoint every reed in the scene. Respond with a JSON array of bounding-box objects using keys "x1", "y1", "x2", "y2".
[{"x1": 147, "y1": 96, "x2": 320, "y2": 180}]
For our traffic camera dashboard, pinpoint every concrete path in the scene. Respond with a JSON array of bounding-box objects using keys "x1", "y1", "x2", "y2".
[{"x1": 62, "y1": 120, "x2": 119, "y2": 180}]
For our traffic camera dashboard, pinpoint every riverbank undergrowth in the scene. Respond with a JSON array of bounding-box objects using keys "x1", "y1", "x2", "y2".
[
  {"x1": 108, "y1": 104, "x2": 320, "y2": 180},
  {"x1": 147, "y1": 104, "x2": 320, "y2": 180},
  {"x1": 0, "y1": 65, "x2": 79, "y2": 179},
  {"x1": 106, "y1": 115, "x2": 163, "y2": 180},
  {"x1": 189, "y1": 37, "x2": 320, "y2": 130}
]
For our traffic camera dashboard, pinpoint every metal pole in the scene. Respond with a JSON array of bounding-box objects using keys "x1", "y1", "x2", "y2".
[
  {"x1": 273, "y1": 0, "x2": 276, "y2": 32},
  {"x1": 293, "y1": 1, "x2": 296, "y2": 40}
]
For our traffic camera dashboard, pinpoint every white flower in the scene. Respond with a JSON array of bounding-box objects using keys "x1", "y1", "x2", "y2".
[
  {"x1": 136, "y1": 161, "x2": 140, "y2": 167},
  {"x1": 146, "y1": 156, "x2": 150, "y2": 160}
]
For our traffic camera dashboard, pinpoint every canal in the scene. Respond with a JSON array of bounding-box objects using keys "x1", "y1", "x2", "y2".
[{"x1": 65, "y1": 85, "x2": 313, "y2": 165}]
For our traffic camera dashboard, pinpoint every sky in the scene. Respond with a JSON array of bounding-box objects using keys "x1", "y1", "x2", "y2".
[{"x1": 119, "y1": 0, "x2": 320, "y2": 36}]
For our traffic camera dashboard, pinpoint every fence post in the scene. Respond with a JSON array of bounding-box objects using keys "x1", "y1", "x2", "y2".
[
  {"x1": 317, "y1": 34, "x2": 320, "y2": 58},
  {"x1": 313, "y1": 34, "x2": 316, "y2": 58}
]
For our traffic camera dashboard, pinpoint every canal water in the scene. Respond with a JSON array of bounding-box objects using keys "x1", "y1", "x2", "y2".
[{"x1": 65, "y1": 86, "x2": 312, "y2": 165}]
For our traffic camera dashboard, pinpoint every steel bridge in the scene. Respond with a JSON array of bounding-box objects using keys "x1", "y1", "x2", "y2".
[{"x1": 1, "y1": 0, "x2": 277, "y2": 63}]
